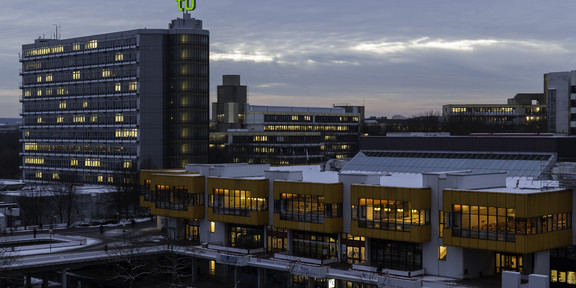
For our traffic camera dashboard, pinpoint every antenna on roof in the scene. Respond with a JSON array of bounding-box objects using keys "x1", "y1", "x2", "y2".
[{"x1": 52, "y1": 24, "x2": 61, "y2": 40}]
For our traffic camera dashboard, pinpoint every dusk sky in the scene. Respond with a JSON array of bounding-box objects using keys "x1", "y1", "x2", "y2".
[{"x1": 2, "y1": 0, "x2": 576, "y2": 118}]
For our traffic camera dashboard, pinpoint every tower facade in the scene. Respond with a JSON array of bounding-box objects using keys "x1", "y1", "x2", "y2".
[{"x1": 19, "y1": 14, "x2": 209, "y2": 184}]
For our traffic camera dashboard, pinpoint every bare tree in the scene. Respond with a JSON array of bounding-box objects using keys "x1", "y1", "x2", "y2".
[
  {"x1": 153, "y1": 249, "x2": 193, "y2": 288},
  {"x1": 50, "y1": 181, "x2": 79, "y2": 227},
  {"x1": 17, "y1": 186, "x2": 53, "y2": 227},
  {"x1": 106, "y1": 240, "x2": 152, "y2": 288}
]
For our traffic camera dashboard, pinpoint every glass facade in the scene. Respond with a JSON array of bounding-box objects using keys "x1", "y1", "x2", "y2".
[
  {"x1": 167, "y1": 33, "x2": 209, "y2": 168},
  {"x1": 352, "y1": 199, "x2": 429, "y2": 231},
  {"x1": 276, "y1": 193, "x2": 342, "y2": 223},
  {"x1": 370, "y1": 239, "x2": 422, "y2": 271},
  {"x1": 148, "y1": 185, "x2": 204, "y2": 210},
  {"x1": 451, "y1": 205, "x2": 571, "y2": 241},
  {"x1": 228, "y1": 224, "x2": 264, "y2": 249},
  {"x1": 210, "y1": 188, "x2": 267, "y2": 216},
  {"x1": 293, "y1": 231, "x2": 338, "y2": 260}
]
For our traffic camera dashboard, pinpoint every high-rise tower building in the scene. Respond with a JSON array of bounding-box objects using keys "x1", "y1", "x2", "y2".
[
  {"x1": 544, "y1": 71, "x2": 575, "y2": 135},
  {"x1": 20, "y1": 14, "x2": 209, "y2": 184}
]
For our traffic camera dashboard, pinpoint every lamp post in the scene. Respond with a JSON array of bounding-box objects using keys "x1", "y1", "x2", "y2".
[{"x1": 50, "y1": 215, "x2": 56, "y2": 252}]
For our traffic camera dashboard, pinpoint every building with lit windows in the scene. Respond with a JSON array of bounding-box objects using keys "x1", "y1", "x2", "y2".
[
  {"x1": 140, "y1": 143, "x2": 574, "y2": 287},
  {"x1": 442, "y1": 93, "x2": 546, "y2": 134},
  {"x1": 20, "y1": 14, "x2": 209, "y2": 184},
  {"x1": 209, "y1": 75, "x2": 362, "y2": 165}
]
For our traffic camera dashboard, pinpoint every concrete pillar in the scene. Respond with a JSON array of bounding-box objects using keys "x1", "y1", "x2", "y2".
[
  {"x1": 25, "y1": 274, "x2": 32, "y2": 288},
  {"x1": 61, "y1": 268, "x2": 67, "y2": 288},
  {"x1": 190, "y1": 257, "x2": 198, "y2": 283},
  {"x1": 534, "y1": 250, "x2": 550, "y2": 275},
  {"x1": 42, "y1": 273, "x2": 49, "y2": 288},
  {"x1": 234, "y1": 266, "x2": 238, "y2": 286},
  {"x1": 529, "y1": 274, "x2": 549, "y2": 288},
  {"x1": 307, "y1": 277, "x2": 314, "y2": 288},
  {"x1": 502, "y1": 271, "x2": 521, "y2": 288},
  {"x1": 257, "y1": 267, "x2": 266, "y2": 288}
]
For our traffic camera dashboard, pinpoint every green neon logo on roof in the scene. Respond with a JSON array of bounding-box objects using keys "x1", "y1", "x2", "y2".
[{"x1": 177, "y1": 0, "x2": 195, "y2": 11}]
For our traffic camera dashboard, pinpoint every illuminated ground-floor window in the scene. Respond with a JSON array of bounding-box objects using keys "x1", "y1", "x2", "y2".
[
  {"x1": 495, "y1": 252, "x2": 522, "y2": 273},
  {"x1": 267, "y1": 226, "x2": 287, "y2": 253},
  {"x1": 342, "y1": 234, "x2": 365, "y2": 264},
  {"x1": 228, "y1": 224, "x2": 263, "y2": 249},
  {"x1": 186, "y1": 219, "x2": 200, "y2": 243},
  {"x1": 292, "y1": 276, "x2": 326, "y2": 288},
  {"x1": 293, "y1": 231, "x2": 338, "y2": 260},
  {"x1": 370, "y1": 239, "x2": 422, "y2": 271}
]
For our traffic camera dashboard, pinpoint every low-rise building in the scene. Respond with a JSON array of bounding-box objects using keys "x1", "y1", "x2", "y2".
[{"x1": 140, "y1": 148, "x2": 572, "y2": 287}]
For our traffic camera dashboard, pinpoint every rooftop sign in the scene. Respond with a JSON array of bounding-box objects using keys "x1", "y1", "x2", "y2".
[{"x1": 176, "y1": 0, "x2": 195, "y2": 11}]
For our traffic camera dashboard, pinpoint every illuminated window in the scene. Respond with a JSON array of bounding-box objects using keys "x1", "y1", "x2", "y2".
[
  {"x1": 59, "y1": 101, "x2": 66, "y2": 109},
  {"x1": 439, "y1": 246, "x2": 447, "y2": 260},
  {"x1": 57, "y1": 87, "x2": 67, "y2": 95},
  {"x1": 115, "y1": 128, "x2": 138, "y2": 138},
  {"x1": 36, "y1": 89, "x2": 42, "y2": 96},
  {"x1": 102, "y1": 69, "x2": 111, "y2": 78},
  {"x1": 73, "y1": 43, "x2": 80, "y2": 51},
  {"x1": 128, "y1": 82, "x2": 138, "y2": 91},
  {"x1": 24, "y1": 143, "x2": 38, "y2": 151},
  {"x1": 552, "y1": 270, "x2": 558, "y2": 282},
  {"x1": 52, "y1": 173, "x2": 59, "y2": 180},
  {"x1": 210, "y1": 222, "x2": 215, "y2": 233},
  {"x1": 181, "y1": 144, "x2": 188, "y2": 153},
  {"x1": 24, "y1": 90, "x2": 31, "y2": 97},
  {"x1": 115, "y1": 52, "x2": 124, "y2": 61},
  {"x1": 291, "y1": 115, "x2": 299, "y2": 121},
  {"x1": 36, "y1": 117, "x2": 43, "y2": 124},
  {"x1": 304, "y1": 115, "x2": 311, "y2": 121},
  {"x1": 36, "y1": 75, "x2": 42, "y2": 83},
  {"x1": 90, "y1": 115, "x2": 97, "y2": 122},
  {"x1": 72, "y1": 71, "x2": 81, "y2": 80},
  {"x1": 73, "y1": 115, "x2": 85, "y2": 123},
  {"x1": 57, "y1": 116, "x2": 64, "y2": 123},
  {"x1": 35, "y1": 171, "x2": 42, "y2": 179},
  {"x1": 97, "y1": 175, "x2": 103, "y2": 182},
  {"x1": 253, "y1": 136, "x2": 268, "y2": 142},
  {"x1": 83, "y1": 101, "x2": 88, "y2": 108},
  {"x1": 85, "y1": 40, "x2": 98, "y2": 49},
  {"x1": 25, "y1": 157, "x2": 44, "y2": 165},
  {"x1": 209, "y1": 260, "x2": 215, "y2": 276},
  {"x1": 569, "y1": 271, "x2": 576, "y2": 284},
  {"x1": 115, "y1": 82, "x2": 122, "y2": 92},
  {"x1": 115, "y1": 113, "x2": 124, "y2": 122},
  {"x1": 123, "y1": 160, "x2": 132, "y2": 169},
  {"x1": 70, "y1": 158, "x2": 78, "y2": 166},
  {"x1": 46, "y1": 73, "x2": 53, "y2": 82},
  {"x1": 85, "y1": 158, "x2": 101, "y2": 167},
  {"x1": 108, "y1": 176, "x2": 114, "y2": 183},
  {"x1": 45, "y1": 89, "x2": 52, "y2": 96},
  {"x1": 560, "y1": 271, "x2": 567, "y2": 283}
]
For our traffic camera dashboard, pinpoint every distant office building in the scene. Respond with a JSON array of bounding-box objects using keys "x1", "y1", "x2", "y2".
[
  {"x1": 19, "y1": 14, "x2": 209, "y2": 184},
  {"x1": 209, "y1": 76, "x2": 362, "y2": 165},
  {"x1": 544, "y1": 71, "x2": 576, "y2": 135},
  {"x1": 212, "y1": 75, "x2": 247, "y2": 132},
  {"x1": 442, "y1": 93, "x2": 546, "y2": 134}
]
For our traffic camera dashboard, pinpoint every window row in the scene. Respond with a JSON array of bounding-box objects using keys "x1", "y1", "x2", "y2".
[
  {"x1": 23, "y1": 142, "x2": 137, "y2": 155},
  {"x1": 148, "y1": 185, "x2": 204, "y2": 211},
  {"x1": 23, "y1": 37, "x2": 136, "y2": 59},
  {"x1": 23, "y1": 114, "x2": 137, "y2": 126},
  {"x1": 22, "y1": 66, "x2": 137, "y2": 85},
  {"x1": 22, "y1": 82, "x2": 138, "y2": 99},
  {"x1": 209, "y1": 189, "x2": 267, "y2": 216},
  {"x1": 22, "y1": 157, "x2": 135, "y2": 170},
  {"x1": 23, "y1": 128, "x2": 138, "y2": 140},
  {"x1": 275, "y1": 193, "x2": 342, "y2": 224},
  {"x1": 352, "y1": 199, "x2": 430, "y2": 232},
  {"x1": 264, "y1": 125, "x2": 358, "y2": 132},
  {"x1": 450, "y1": 205, "x2": 572, "y2": 242}
]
